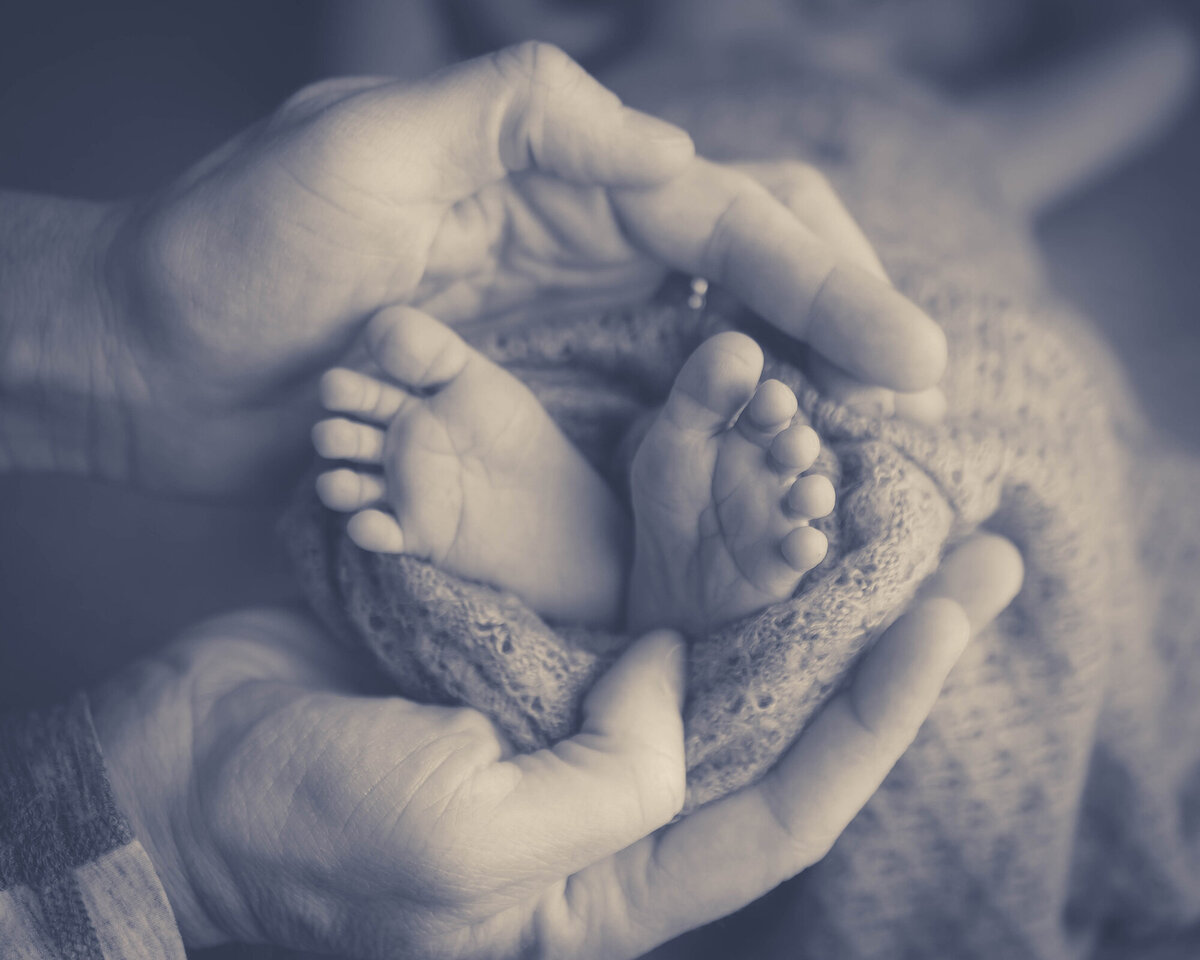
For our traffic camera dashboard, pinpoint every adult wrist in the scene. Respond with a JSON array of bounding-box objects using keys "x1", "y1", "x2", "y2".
[
  {"x1": 0, "y1": 191, "x2": 139, "y2": 482},
  {"x1": 0, "y1": 693, "x2": 188, "y2": 958},
  {"x1": 89, "y1": 650, "x2": 234, "y2": 949}
]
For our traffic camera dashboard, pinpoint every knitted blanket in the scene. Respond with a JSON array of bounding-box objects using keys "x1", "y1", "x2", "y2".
[{"x1": 282, "y1": 59, "x2": 1200, "y2": 959}]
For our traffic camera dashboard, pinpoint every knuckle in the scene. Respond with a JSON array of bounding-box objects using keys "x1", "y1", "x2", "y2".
[
  {"x1": 490, "y1": 41, "x2": 599, "y2": 175},
  {"x1": 494, "y1": 41, "x2": 586, "y2": 133},
  {"x1": 792, "y1": 161, "x2": 830, "y2": 189},
  {"x1": 498, "y1": 39, "x2": 575, "y2": 86},
  {"x1": 628, "y1": 742, "x2": 686, "y2": 822},
  {"x1": 780, "y1": 162, "x2": 832, "y2": 208},
  {"x1": 284, "y1": 78, "x2": 337, "y2": 108},
  {"x1": 700, "y1": 186, "x2": 756, "y2": 278},
  {"x1": 530, "y1": 881, "x2": 591, "y2": 960},
  {"x1": 399, "y1": 826, "x2": 482, "y2": 905},
  {"x1": 759, "y1": 779, "x2": 837, "y2": 868},
  {"x1": 306, "y1": 105, "x2": 364, "y2": 157},
  {"x1": 530, "y1": 41, "x2": 579, "y2": 90},
  {"x1": 497, "y1": 39, "x2": 541, "y2": 75},
  {"x1": 276, "y1": 83, "x2": 393, "y2": 160},
  {"x1": 275, "y1": 78, "x2": 355, "y2": 125},
  {"x1": 441, "y1": 705, "x2": 501, "y2": 742},
  {"x1": 845, "y1": 683, "x2": 891, "y2": 745}
]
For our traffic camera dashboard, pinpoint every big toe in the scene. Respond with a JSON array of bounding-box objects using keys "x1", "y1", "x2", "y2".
[
  {"x1": 663, "y1": 331, "x2": 765, "y2": 434},
  {"x1": 366, "y1": 305, "x2": 469, "y2": 390}
]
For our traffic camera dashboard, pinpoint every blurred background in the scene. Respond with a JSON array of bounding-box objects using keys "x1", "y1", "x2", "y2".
[
  {"x1": 0, "y1": 0, "x2": 1197, "y2": 918},
  {"x1": 0, "y1": 2, "x2": 1197, "y2": 957},
  {"x1": 2, "y1": 0, "x2": 1198, "y2": 714},
  {"x1": 1, "y1": 0, "x2": 1197, "y2": 712}
]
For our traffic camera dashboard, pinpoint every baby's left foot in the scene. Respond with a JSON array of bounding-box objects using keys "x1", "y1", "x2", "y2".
[
  {"x1": 628, "y1": 331, "x2": 835, "y2": 638},
  {"x1": 310, "y1": 306, "x2": 629, "y2": 627}
]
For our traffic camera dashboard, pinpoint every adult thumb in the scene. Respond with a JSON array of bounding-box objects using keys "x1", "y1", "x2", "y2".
[{"x1": 350, "y1": 41, "x2": 695, "y2": 199}]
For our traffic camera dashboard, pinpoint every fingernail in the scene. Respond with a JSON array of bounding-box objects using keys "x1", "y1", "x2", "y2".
[
  {"x1": 925, "y1": 597, "x2": 972, "y2": 661},
  {"x1": 621, "y1": 108, "x2": 694, "y2": 148}
]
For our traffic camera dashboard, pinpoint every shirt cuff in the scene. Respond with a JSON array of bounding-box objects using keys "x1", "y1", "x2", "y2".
[{"x1": 0, "y1": 692, "x2": 186, "y2": 959}]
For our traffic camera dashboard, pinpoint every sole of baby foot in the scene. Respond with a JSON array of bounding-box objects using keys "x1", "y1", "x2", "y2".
[
  {"x1": 628, "y1": 331, "x2": 834, "y2": 638},
  {"x1": 312, "y1": 305, "x2": 629, "y2": 627}
]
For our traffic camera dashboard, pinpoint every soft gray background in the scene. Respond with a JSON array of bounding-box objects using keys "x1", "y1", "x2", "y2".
[{"x1": 0, "y1": 7, "x2": 1197, "y2": 956}]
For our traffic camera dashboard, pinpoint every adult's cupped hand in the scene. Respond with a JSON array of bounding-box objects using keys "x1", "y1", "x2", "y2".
[
  {"x1": 90, "y1": 533, "x2": 1020, "y2": 959},
  {"x1": 95, "y1": 41, "x2": 945, "y2": 497},
  {"x1": 78, "y1": 39, "x2": 977, "y2": 960}
]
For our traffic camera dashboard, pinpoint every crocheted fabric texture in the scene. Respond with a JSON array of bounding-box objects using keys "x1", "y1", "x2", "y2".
[{"x1": 282, "y1": 60, "x2": 1200, "y2": 959}]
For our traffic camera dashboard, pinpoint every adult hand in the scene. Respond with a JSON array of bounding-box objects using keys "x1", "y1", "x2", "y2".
[
  {"x1": 65, "y1": 41, "x2": 942, "y2": 496},
  {"x1": 90, "y1": 532, "x2": 1020, "y2": 959},
  {"x1": 732, "y1": 160, "x2": 949, "y2": 424}
]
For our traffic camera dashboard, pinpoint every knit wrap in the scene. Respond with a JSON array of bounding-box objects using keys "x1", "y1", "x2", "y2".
[{"x1": 283, "y1": 60, "x2": 1200, "y2": 959}]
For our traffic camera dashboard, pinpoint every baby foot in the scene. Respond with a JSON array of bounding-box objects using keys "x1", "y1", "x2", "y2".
[
  {"x1": 628, "y1": 331, "x2": 835, "y2": 638},
  {"x1": 312, "y1": 305, "x2": 629, "y2": 627}
]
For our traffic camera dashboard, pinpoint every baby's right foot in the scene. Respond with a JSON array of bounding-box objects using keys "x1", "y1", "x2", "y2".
[
  {"x1": 311, "y1": 306, "x2": 629, "y2": 627},
  {"x1": 628, "y1": 332, "x2": 835, "y2": 638}
]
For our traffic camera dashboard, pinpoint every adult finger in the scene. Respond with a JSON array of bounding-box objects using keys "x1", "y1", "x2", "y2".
[
  {"x1": 737, "y1": 160, "x2": 899, "y2": 417},
  {"x1": 614, "y1": 158, "x2": 947, "y2": 391},
  {"x1": 804, "y1": 350, "x2": 899, "y2": 418},
  {"x1": 736, "y1": 161, "x2": 948, "y2": 421},
  {"x1": 343, "y1": 41, "x2": 695, "y2": 200},
  {"x1": 805, "y1": 351, "x2": 948, "y2": 424},
  {"x1": 468, "y1": 630, "x2": 687, "y2": 882},
  {"x1": 919, "y1": 531, "x2": 1025, "y2": 633},
  {"x1": 559, "y1": 532, "x2": 1022, "y2": 956},
  {"x1": 734, "y1": 160, "x2": 889, "y2": 282},
  {"x1": 741, "y1": 534, "x2": 1023, "y2": 864}
]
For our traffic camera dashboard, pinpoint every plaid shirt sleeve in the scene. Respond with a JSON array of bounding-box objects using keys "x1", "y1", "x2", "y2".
[{"x1": 0, "y1": 692, "x2": 186, "y2": 959}]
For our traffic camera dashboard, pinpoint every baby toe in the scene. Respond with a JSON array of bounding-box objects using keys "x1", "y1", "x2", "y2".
[
  {"x1": 312, "y1": 418, "x2": 386, "y2": 463},
  {"x1": 736, "y1": 379, "x2": 798, "y2": 445},
  {"x1": 316, "y1": 468, "x2": 387, "y2": 512},
  {"x1": 347, "y1": 509, "x2": 405, "y2": 554},
  {"x1": 781, "y1": 525, "x2": 828, "y2": 573},
  {"x1": 663, "y1": 331, "x2": 764, "y2": 433},
  {"x1": 770, "y1": 422, "x2": 821, "y2": 474},
  {"x1": 366, "y1": 306, "x2": 469, "y2": 390},
  {"x1": 319, "y1": 368, "x2": 408, "y2": 424},
  {"x1": 786, "y1": 473, "x2": 836, "y2": 520}
]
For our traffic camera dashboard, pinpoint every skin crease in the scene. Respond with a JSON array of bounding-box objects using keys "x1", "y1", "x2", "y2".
[
  {"x1": 11, "y1": 41, "x2": 941, "y2": 499},
  {"x1": 309, "y1": 311, "x2": 837, "y2": 633},
  {"x1": 90, "y1": 534, "x2": 1020, "y2": 958},
  {"x1": 0, "y1": 40, "x2": 1011, "y2": 960}
]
